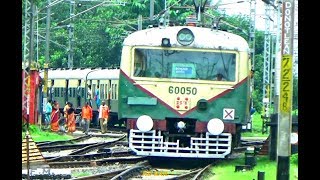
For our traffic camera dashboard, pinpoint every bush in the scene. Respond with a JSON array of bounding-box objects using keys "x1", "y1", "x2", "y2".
[
  {"x1": 22, "y1": 124, "x2": 43, "y2": 134},
  {"x1": 22, "y1": 121, "x2": 27, "y2": 132},
  {"x1": 290, "y1": 154, "x2": 298, "y2": 165},
  {"x1": 28, "y1": 125, "x2": 42, "y2": 134}
]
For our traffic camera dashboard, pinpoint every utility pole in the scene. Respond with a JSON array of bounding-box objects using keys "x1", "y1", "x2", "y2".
[
  {"x1": 246, "y1": 0, "x2": 256, "y2": 132},
  {"x1": 23, "y1": 0, "x2": 30, "y2": 119},
  {"x1": 164, "y1": 0, "x2": 170, "y2": 26},
  {"x1": 27, "y1": 1, "x2": 36, "y2": 178},
  {"x1": 138, "y1": 15, "x2": 142, "y2": 30},
  {"x1": 23, "y1": 0, "x2": 31, "y2": 65},
  {"x1": 43, "y1": 0, "x2": 51, "y2": 128},
  {"x1": 22, "y1": 1, "x2": 31, "y2": 177},
  {"x1": 29, "y1": 2, "x2": 35, "y2": 73},
  {"x1": 68, "y1": 0, "x2": 75, "y2": 68},
  {"x1": 45, "y1": 0, "x2": 51, "y2": 87},
  {"x1": 293, "y1": 0, "x2": 298, "y2": 78},
  {"x1": 150, "y1": 0, "x2": 154, "y2": 20},
  {"x1": 249, "y1": 0, "x2": 256, "y2": 77},
  {"x1": 270, "y1": 33, "x2": 276, "y2": 108},
  {"x1": 277, "y1": 0, "x2": 295, "y2": 179},
  {"x1": 36, "y1": 6, "x2": 39, "y2": 62},
  {"x1": 273, "y1": 0, "x2": 282, "y2": 114},
  {"x1": 262, "y1": 1, "x2": 272, "y2": 134}
]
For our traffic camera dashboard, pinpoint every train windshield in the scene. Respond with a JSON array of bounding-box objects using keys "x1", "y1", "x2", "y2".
[{"x1": 134, "y1": 48, "x2": 236, "y2": 82}]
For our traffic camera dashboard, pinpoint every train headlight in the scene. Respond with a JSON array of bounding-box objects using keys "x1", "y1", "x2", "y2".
[
  {"x1": 177, "y1": 28, "x2": 194, "y2": 46},
  {"x1": 136, "y1": 115, "x2": 153, "y2": 132},
  {"x1": 207, "y1": 118, "x2": 224, "y2": 135},
  {"x1": 161, "y1": 38, "x2": 171, "y2": 47},
  {"x1": 177, "y1": 121, "x2": 186, "y2": 129}
]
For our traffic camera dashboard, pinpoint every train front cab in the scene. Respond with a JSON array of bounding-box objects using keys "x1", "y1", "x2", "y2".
[
  {"x1": 121, "y1": 56, "x2": 250, "y2": 158},
  {"x1": 119, "y1": 27, "x2": 251, "y2": 159}
]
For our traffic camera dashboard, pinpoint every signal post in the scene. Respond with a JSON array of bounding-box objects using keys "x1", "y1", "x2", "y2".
[{"x1": 277, "y1": 0, "x2": 295, "y2": 179}]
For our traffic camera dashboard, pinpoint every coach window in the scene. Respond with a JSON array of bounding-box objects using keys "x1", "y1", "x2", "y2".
[
  {"x1": 100, "y1": 84, "x2": 104, "y2": 99},
  {"x1": 212, "y1": 53, "x2": 236, "y2": 82},
  {"x1": 55, "y1": 87, "x2": 59, "y2": 97},
  {"x1": 81, "y1": 88, "x2": 85, "y2": 97},
  {"x1": 112, "y1": 84, "x2": 115, "y2": 99},
  {"x1": 61, "y1": 87, "x2": 64, "y2": 97},
  {"x1": 105, "y1": 84, "x2": 108, "y2": 100},
  {"x1": 110, "y1": 84, "x2": 113, "y2": 99},
  {"x1": 114, "y1": 84, "x2": 117, "y2": 100},
  {"x1": 92, "y1": 84, "x2": 96, "y2": 102},
  {"x1": 134, "y1": 49, "x2": 146, "y2": 77}
]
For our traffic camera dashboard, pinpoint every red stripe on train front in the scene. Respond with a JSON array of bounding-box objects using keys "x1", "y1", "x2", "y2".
[{"x1": 120, "y1": 70, "x2": 248, "y2": 117}]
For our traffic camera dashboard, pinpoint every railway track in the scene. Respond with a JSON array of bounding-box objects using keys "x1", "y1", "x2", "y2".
[
  {"x1": 72, "y1": 168, "x2": 130, "y2": 180},
  {"x1": 36, "y1": 134, "x2": 91, "y2": 147},
  {"x1": 232, "y1": 139, "x2": 265, "y2": 153},
  {"x1": 48, "y1": 156, "x2": 147, "y2": 168},
  {"x1": 44, "y1": 135, "x2": 127, "y2": 162},
  {"x1": 30, "y1": 132, "x2": 262, "y2": 179},
  {"x1": 164, "y1": 163, "x2": 212, "y2": 180},
  {"x1": 40, "y1": 140, "x2": 128, "y2": 152},
  {"x1": 40, "y1": 142, "x2": 97, "y2": 152},
  {"x1": 76, "y1": 127, "x2": 126, "y2": 134},
  {"x1": 46, "y1": 149, "x2": 134, "y2": 162},
  {"x1": 68, "y1": 135, "x2": 126, "y2": 155},
  {"x1": 71, "y1": 160, "x2": 149, "y2": 180}
]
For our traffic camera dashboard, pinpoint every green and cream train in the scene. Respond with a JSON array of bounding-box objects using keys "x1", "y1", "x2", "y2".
[
  {"x1": 119, "y1": 26, "x2": 251, "y2": 158},
  {"x1": 39, "y1": 68, "x2": 119, "y2": 126}
]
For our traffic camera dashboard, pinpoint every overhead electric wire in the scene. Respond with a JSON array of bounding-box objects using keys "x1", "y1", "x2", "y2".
[{"x1": 57, "y1": 0, "x2": 125, "y2": 25}]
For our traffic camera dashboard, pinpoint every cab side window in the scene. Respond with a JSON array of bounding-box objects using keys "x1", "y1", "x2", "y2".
[{"x1": 134, "y1": 49, "x2": 146, "y2": 77}]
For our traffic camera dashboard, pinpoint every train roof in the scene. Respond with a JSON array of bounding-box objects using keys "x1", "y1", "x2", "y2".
[
  {"x1": 39, "y1": 68, "x2": 119, "y2": 80},
  {"x1": 123, "y1": 26, "x2": 249, "y2": 52}
]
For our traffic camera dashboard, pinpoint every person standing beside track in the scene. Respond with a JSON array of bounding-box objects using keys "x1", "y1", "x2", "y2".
[
  {"x1": 63, "y1": 102, "x2": 71, "y2": 121},
  {"x1": 44, "y1": 100, "x2": 52, "y2": 129},
  {"x1": 76, "y1": 80, "x2": 82, "y2": 108},
  {"x1": 81, "y1": 102, "x2": 93, "y2": 135},
  {"x1": 95, "y1": 85, "x2": 101, "y2": 108},
  {"x1": 51, "y1": 100, "x2": 60, "y2": 132},
  {"x1": 67, "y1": 103, "x2": 76, "y2": 133},
  {"x1": 98, "y1": 101, "x2": 110, "y2": 134}
]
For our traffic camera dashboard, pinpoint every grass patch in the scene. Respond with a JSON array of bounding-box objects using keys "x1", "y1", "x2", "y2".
[
  {"x1": 72, "y1": 171, "x2": 92, "y2": 178},
  {"x1": 242, "y1": 110, "x2": 298, "y2": 137},
  {"x1": 203, "y1": 155, "x2": 298, "y2": 180},
  {"x1": 292, "y1": 109, "x2": 298, "y2": 116},
  {"x1": 242, "y1": 112, "x2": 269, "y2": 137},
  {"x1": 22, "y1": 125, "x2": 73, "y2": 142}
]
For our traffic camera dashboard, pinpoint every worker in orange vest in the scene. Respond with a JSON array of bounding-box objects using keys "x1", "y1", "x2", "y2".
[
  {"x1": 81, "y1": 102, "x2": 93, "y2": 135},
  {"x1": 98, "y1": 101, "x2": 110, "y2": 134}
]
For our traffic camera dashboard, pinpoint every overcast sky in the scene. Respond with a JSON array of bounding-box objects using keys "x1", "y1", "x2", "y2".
[{"x1": 212, "y1": 0, "x2": 267, "y2": 30}]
